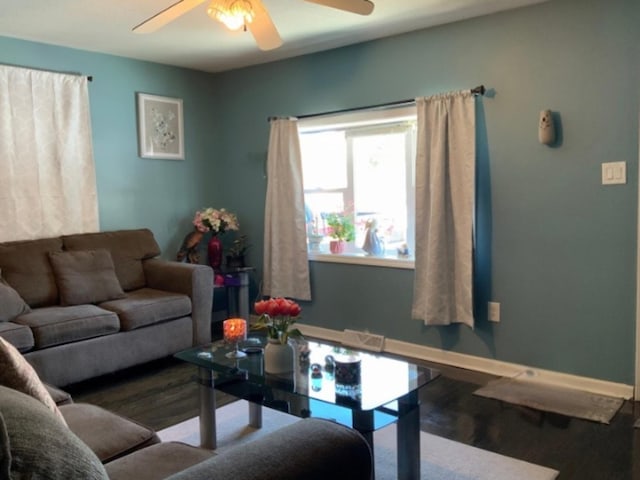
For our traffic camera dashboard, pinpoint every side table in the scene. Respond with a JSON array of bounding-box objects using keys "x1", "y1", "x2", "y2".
[{"x1": 213, "y1": 267, "x2": 253, "y2": 320}]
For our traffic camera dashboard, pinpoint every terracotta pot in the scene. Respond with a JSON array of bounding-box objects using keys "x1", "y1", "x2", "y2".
[{"x1": 329, "y1": 240, "x2": 345, "y2": 254}]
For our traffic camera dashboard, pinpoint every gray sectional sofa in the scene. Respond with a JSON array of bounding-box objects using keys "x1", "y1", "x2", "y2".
[
  {"x1": 0, "y1": 229, "x2": 213, "y2": 386},
  {"x1": 0, "y1": 383, "x2": 373, "y2": 480}
]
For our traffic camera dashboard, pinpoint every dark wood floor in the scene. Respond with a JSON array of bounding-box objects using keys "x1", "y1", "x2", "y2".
[{"x1": 66, "y1": 346, "x2": 640, "y2": 480}]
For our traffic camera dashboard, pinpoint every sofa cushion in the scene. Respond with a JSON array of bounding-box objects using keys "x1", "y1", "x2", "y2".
[
  {"x1": 62, "y1": 229, "x2": 161, "y2": 291},
  {"x1": 15, "y1": 305, "x2": 120, "y2": 349},
  {"x1": 44, "y1": 382, "x2": 74, "y2": 406},
  {"x1": 60, "y1": 403, "x2": 161, "y2": 463},
  {"x1": 49, "y1": 249, "x2": 126, "y2": 306},
  {"x1": 99, "y1": 287, "x2": 192, "y2": 331},
  {"x1": 0, "y1": 322, "x2": 34, "y2": 352},
  {"x1": 105, "y1": 442, "x2": 214, "y2": 480},
  {"x1": 0, "y1": 236, "x2": 63, "y2": 307},
  {"x1": 0, "y1": 270, "x2": 31, "y2": 322},
  {"x1": 0, "y1": 386, "x2": 108, "y2": 480},
  {"x1": 0, "y1": 337, "x2": 66, "y2": 425}
]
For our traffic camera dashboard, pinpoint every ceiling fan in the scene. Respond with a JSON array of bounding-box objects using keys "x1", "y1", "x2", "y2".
[{"x1": 133, "y1": 0, "x2": 375, "y2": 51}]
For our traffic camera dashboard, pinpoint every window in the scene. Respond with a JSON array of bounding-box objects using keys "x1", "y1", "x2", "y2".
[{"x1": 299, "y1": 106, "x2": 417, "y2": 267}]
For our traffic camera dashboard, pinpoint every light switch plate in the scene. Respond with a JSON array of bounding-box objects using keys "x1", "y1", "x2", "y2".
[
  {"x1": 602, "y1": 161, "x2": 626, "y2": 185},
  {"x1": 488, "y1": 302, "x2": 500, "y2": 323}
]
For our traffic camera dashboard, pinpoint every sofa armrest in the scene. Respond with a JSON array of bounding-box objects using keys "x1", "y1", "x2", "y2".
[
  {"x1": 143, "y1": 259, "x2": 213, "y2": 346},
  {"x1": 166, "y1": 419, "x2": 372, "y2": 480}
]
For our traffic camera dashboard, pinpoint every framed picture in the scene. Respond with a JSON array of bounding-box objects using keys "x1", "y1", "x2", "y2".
[{"x1": 137, "y1": 93, "x2": 184, "y2": 160}]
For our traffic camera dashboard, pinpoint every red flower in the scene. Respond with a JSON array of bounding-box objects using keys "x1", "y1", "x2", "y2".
[
  {"x1": 265, "y1": 299, "x2": 280, "y2": 317},
  {"x1": 254, "y1": 300, "x2": 268, "y2": 315},
  {"x1": 288, "y1": 303, "x2": 302, "y2": 317},
  {"x1": 254, "y1": 297, "x2": 301, "y2": 318}
]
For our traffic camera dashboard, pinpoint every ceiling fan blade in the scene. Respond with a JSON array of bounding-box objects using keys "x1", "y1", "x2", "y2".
[
  {"x1": 133, "y1": 0, "x2": 207, "y2": 33},
  {"x1": 247, "y1": 0, "x2": 283, "y2": 51},
  {"x1": 304, "y1": 0, "x2": 374, "y2": 15}
]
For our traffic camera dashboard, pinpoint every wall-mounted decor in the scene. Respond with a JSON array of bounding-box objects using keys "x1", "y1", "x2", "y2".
[{"x1": 137, "y1": 93, "x2": 184, "y2": 160}]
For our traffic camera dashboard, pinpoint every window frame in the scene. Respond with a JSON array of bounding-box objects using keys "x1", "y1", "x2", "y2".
[{"x1": 299, "y1": 105, "x2": 417, "y2": 269}]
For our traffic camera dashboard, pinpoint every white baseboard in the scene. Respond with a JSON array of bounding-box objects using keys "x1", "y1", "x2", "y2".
[{"x1": 297, "y1": 323, "x2": 634, "y2": 400}]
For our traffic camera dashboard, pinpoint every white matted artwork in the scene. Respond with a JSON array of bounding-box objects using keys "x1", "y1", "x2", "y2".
[{"x1": 137, "y1": 93, "x2": 184, "y2": 160}]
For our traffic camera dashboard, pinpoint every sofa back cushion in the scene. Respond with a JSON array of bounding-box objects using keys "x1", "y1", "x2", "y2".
[
  {"x1": 0, "y1": 386, "x2": 109, "y2": 480},
  {"x1": 49, "y1": 249, "x2": 125, "y2": 306},
  {"x1": 62, "y1": 229, "x2": 161, "y2": 291},
  {"x1": 0, "y1": 270, "x2": 31, "y2": 322},
  {"x1": 0, "y1": 237, "x2": 63, "y2": 307}
]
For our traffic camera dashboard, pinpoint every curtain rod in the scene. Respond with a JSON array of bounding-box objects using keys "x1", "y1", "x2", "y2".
[
  {"x1": 268, "y1": 85, "x2": 485, "y2": 122},
  {"x1": 0, "y1": 63, "x2": 92, "y2": 82}
]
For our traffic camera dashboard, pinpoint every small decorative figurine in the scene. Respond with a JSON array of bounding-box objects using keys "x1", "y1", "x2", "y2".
[
  {"x1": 176, "y1": 228, "x2": 204, "y2": 264},
  {"x1": 397, "y1": 243, "x2": 410, "y2": 258},
  {"x1": 361, "y1": 218, "x2": 384, "y2": 256}
]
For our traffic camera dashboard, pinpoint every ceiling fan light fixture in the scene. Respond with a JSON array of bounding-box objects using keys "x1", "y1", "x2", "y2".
[{"x1": 207, "y1": 0, "x2": 255, "y2": 31}]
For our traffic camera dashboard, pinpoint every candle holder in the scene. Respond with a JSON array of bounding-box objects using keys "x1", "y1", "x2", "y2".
[{"x1": 223, "y1": 318, "x2": 247, "y2": 359}]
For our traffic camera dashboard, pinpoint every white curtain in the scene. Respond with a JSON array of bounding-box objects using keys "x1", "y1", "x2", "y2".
[
  {"x1": 0, "y1": 66, "x2": 98, "y2": 242},
  {"x1": 412, "y1": 91, "x2": 476, "y2": 327},
  {"x1": 262, "y1": 118, "x2": 311, "y2": 300}
]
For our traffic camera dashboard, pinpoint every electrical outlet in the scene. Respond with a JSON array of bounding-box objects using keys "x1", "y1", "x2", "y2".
[{"x1": 488, "y1": 302, "x2": 500, "y2": 323}]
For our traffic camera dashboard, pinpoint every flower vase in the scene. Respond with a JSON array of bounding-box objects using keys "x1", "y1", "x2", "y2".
[
  {"x1": 208, "y1": 235, "x2": 223, "y2": 270},
  {"x1": 329, "y1": 240, "x2": 345, "y2": 254},
  {"x1": 264, "y1": 338, "x2": 295, "y2": 374}
]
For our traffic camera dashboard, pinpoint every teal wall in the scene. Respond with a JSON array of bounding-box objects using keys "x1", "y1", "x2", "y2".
[
  {"x1": 0, "y1": 37, "x2": 221, "y2": 255},
  {"x1": 213, "y1": 0, "x2": 640, "y2": 384},
  {"x1": 1, "y1": 0, "x2": 639, "y2": 384}
]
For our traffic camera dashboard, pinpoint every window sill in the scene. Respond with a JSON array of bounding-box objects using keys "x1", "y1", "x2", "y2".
[{"x1": 308, "y1": 252, "x2": 414, "y2": 269}]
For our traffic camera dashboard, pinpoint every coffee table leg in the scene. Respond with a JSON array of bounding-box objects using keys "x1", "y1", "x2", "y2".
[
  {"x1": 352, "y1": 410, "x2": 375, "y2": 480},
  {"x1": 397, "y1": 392, "x2": 420, "y2": 480},
  {"x1": 249, "y1": 402, "x2": 262, "y2": 428},
  {"x1": 198, "y1": 367, "x2": 217, "y2": 450}
]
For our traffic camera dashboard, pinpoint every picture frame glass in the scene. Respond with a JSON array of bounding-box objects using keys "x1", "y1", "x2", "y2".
[{"x1": 137, "y1": 93, "x2": 184, "y2": 160}]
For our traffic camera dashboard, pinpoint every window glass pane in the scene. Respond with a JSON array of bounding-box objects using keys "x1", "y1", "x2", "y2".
[
  {"x1": 305, "y1": 192, "x2": 343, "y2": 236},
  {"x1": 352, "y1": 133, "x2": 407, "y2": 252},
  {"x1": 299, "y1": 105, "x2": 416, "y2": 262},
  {"x1": 299, "y1": 131, "x2": 347, "y2": 190}
]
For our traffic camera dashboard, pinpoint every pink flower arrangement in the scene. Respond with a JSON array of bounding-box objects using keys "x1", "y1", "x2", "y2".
[{"x1": 193, "y1": 208, "x2": 239, "y2": 235}]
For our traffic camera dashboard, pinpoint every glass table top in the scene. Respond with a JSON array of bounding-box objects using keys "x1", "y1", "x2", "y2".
[{"x1": 176, "y1": 337, "x2": 440, "y2": 424}]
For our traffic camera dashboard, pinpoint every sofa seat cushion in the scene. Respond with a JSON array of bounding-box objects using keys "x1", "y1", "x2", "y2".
[
  {"x1": 105, "y1": 442, "x2": 214, "y2": 480},
  {"x1": 49, "y1": 249, "x2": 125, "y2": 306},
  {"x1": 0, "y1": 322, "x2": 34, "y2": 352},
  {"x1": 60, "y1": 403, "x2": 161, "y2": 463},
  {"x1": 0, "y1": 237, "x2": 63, "y2": 307},
  {"x1": 62, "y1": 229, "x2": 161, "y2": 291},
  {"x1": 99, "y1": 287, "x2": 192, "y2": 331},
  {"x1": 14, "y1": 305, "x2": 119, "y2": 349},
  {"x1": 0, "y1": 386, "x2": 108, "y2": 480}
]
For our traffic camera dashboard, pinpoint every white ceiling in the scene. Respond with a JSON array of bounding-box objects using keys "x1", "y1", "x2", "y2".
[{"x1": 0, "y1": 0, "x2": 548, "y2": 73}]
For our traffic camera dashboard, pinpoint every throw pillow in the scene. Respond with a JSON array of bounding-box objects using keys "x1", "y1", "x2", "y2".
[
  {"x1": 0, "y1": 385, "x2": 109, "y2": 480},
  {"x1": 0, "y1": 269, "x2": 31, "y2": 322},
  {"x1": 0, "y1": 337, "x2": 67, "y2": 425},
  {"x1": 48, "y1": 249, "x2": 126, "y2": 306}
]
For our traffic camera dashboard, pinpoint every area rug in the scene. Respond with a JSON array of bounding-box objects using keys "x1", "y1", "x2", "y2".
[
  {"x1": 159, "y1": 400, "x2": 559, "y2": 480},
  {"x1": 473, "y1": 377, "x2": 624, "y2": 424}
]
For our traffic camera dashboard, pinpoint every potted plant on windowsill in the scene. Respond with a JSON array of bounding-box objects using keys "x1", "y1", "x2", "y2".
[{"x1": 325, "y1": 212, "x2": 355, "y2": 254}]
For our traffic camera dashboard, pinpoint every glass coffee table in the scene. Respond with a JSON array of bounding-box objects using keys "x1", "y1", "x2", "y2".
[{"x1": 175, "y1": 337, "x2": 439, "y2": 480}]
